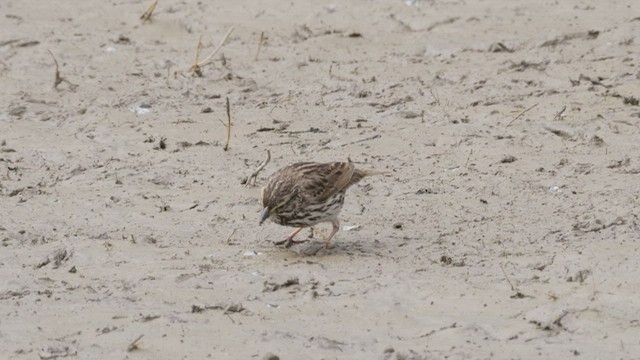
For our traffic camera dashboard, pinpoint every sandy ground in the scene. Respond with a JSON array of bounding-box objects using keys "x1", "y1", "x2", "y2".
[{"x1": 1, "y1": 0, "x2": 640, "y2": 358}]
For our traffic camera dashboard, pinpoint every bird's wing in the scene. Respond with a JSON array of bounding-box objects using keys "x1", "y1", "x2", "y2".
[{"x1": 293, "y1": 162, "x2": 356, "y2": 203}]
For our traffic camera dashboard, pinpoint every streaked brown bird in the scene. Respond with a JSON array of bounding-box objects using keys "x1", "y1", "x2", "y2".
[{"x1": 259, "y1": 161, "x2": 385, "y2": 249}]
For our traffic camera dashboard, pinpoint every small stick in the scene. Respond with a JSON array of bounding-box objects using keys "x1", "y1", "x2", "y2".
[
  {"x1": 507, "y1": 103, "x2": 538, "y2": 127},
  {"x1": 190, "y1": 27, "x2": 234, "y2": 76},
  {"x1": 199, "y1": 27, "x2": 234, "y2": 66},
  {"x1": 225, "y1": 229, "x2": 237, "y2": 244},
  {"x1": 553, "y1": 105, "x2": 566, "y2": 121},
  {"x1": 140, "y1": 0, "x2": 158, "y2": 22},
  {"x1": 430, "y1": 88, "x2": 440, "y2": 106},
  {"x1": 590, "y1": 270, "x2": 597, "y2": 301},
  {"x1": 127, "y1": 334, "x2": 144, "y2": 352},
  {"x1": 341, "y1": 134, "x2": 381, "y2": 147},
  {"x1": 192, "y1": 35, "x2": 203, "y2": 75},
  {"x1": 465, "y1": 149, "x2": 473, "y2": 167},
  {"x1": 47, "y1": 50, "x2": 77, "y2": 90},
  {"x1": 223, "y1": 97, "x2": 231, "y2": 151},
  {"x1": 499, "y1": 263, "x2": 515, "y2": 291},
  {"x1": 254, "y1": 32, "x2": 265, "y2": 61},
  {"x1": 246, "y1": 150, "x2": 271, "y2": 186},
  {"x1": 48, "y1": 50, "x2": 62, "y2": 88}
]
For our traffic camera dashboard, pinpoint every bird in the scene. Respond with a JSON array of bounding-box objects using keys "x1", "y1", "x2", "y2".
[{"x1": 259, "y1": 160, "x2": 386, "y2": 249}]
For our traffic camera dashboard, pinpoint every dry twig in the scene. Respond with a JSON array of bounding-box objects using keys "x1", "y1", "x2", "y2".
[
  {"x1": 47, "y1": 50, "x2": 77, "y2": 90},
  {"x1": 255, "y1": 32, "x2": 265, "y2": 61},
  {"x1": 140, "y1": 0, "x2": 158, "y2": 22},
  {"x1": 48, "y1": 50, "x2": 62, "y2": 88},
  {"x1": 192, "y1": 35, "x2": 204, "y2": 75},
  {"x1": 246, "y1": 150, "x2": 271, "y2": 186},
  {"x1": 127, "y1": 335, "x2": 144, "y2": 352},
  {"x1": 223, "y1": 97, "x2": 231, "y2": 151},
  {"x1": 190, "y1": 27, "x2": 234, "y2": 76},
  {"x1": 429, "y1": 88, "x2": 440, "y2": 105},
  {"x1": 553, "y1": 105, "x2": 566, "y2": 121},
  {"x1": 465, "y1": 149, "x2": 473, "y2": 168},
  {"x1": 506, "y1": 103, "x2": 538, "y2": 127},
  {"x1": 499, "y1": 263, "x2": 515, "y2": 291},
  {"x1": 225, "y1": 229, "x2": 237, "y2": 244},
  {"x1": 341, "y1": 134, "x2": 381, "y2": 147}
]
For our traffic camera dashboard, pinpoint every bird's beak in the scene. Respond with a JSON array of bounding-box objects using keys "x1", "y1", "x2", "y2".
[{"x1": 259, "y1": 207, "x2": 270, "y2": 225}]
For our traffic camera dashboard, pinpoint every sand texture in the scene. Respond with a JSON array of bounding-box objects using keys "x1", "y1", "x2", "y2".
[{"x1": 1, "y1": 0, "x2": 640, "y2": 358}]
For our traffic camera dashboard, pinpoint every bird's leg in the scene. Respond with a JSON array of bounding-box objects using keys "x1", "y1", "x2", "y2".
[
  {"x1": 273, "y1": 227, "x2": 308, "y2": 248},
  {"x1": 324, "y1": 219, "x2": 340, "y2": 249},
  {"x1": 312, "y1": 227, "x2": 328, "y2": 239}
]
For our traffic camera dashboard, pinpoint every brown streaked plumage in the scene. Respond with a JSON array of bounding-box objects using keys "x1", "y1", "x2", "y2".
[{"x1": 259, "y1": 161, "x2": 385, "y2": 248}]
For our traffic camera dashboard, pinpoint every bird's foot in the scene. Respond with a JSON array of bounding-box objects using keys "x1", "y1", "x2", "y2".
[{"x1": 273, "y1": 238, "x2": 309, "y2": 248}]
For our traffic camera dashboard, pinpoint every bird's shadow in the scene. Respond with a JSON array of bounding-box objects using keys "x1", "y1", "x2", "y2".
[
  {"x1": 267, "y1": 240, "x2": 329, "y2": 257},
  {"x1": 267, "y1": 227, "x2": 382, "y2": 257},
  {"x1": 300, "y1": 243, "x2": 334, "y2": 257},
  {"x1": 275, "y1": 239, "x2": 376, "y2": 257}
]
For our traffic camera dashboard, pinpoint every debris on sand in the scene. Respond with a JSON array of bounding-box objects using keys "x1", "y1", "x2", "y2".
[
  {"x1": 623, "y1": 96, "x2": 639, "y2": 106},
  {"x1": 39, "y1": 344, "x2": 77, "y2": 359},
  {"x1": 192, "y1": 303, "x2": 245, "y2": 314},
  {"x1": 488, "y1": 42, "x2": 514, "y2": 53},
  {"x1": 263, "y1": 278, "x2": 300, "y2": 292},
  {"x1": 566, "y1": 269, "x2": 591, "y2": 283},
  {"x1": 36, "y1": 248, "x2": 72, "y2": 269},
  {"x1": 500, "y1": 155, "x2": 517, "y2": 163},
  {"x1": 127, "y1": 334, "x2": 144, "y2": 352}
]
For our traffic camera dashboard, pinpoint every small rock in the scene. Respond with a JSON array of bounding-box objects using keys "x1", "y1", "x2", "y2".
[
  {"x1": 263, "y1": 353, "x2": 280, "y2": 360},
  {"x1": 263, "y1": 278, "x2": 299, "y2": 292},
  {"x1": 589, "y1": 135, "x2": 604, "y2": 147},
  {"x1": 224, "y1": 303, "x2": 245, "y2": 314},
  {"x1": 157, "y1": 137, "x2": 166, "y2": 150},
  {"x1": 623, "y1": 96, "x2": 639, "y2": 106},
  {"x1": 488, "y1": 42, "x2": 513, "y2": 53},
  {"x1": 307, "y1": 290, "x2": 319, "y2": 300},
  {"x1": 500, "y1": 155, "x2": 517, "y2": 163},
  {"x1": 415, "y1": 188, "x2": 435, "y2": 195},
  {"x1": 382, "y1": 346, "x2": 395, "y2": 360},
  {"x1": 115, "y1": 35, "x2": 131, "y2": 44}
]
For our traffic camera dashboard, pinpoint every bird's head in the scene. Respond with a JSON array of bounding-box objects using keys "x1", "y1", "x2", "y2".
[{"x1": 259, "y1": 186, "x2": 295, "y2": 225}]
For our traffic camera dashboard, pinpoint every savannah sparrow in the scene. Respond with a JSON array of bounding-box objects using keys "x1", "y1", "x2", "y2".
[{"x1": 259, "y1": 161, "x2": 385, "y2": 248}]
